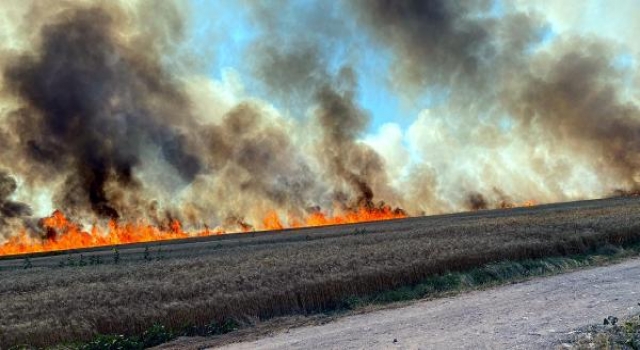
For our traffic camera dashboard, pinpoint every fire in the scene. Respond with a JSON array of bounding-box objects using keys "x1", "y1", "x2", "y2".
[
  {"x1": 0, "y1": 206, "x2": 407, "y2": 256},
  {"x1": 0, "y1": 210, "x2": 192, "y2": 256},
  {"x1": 498, "y1": 199, "x2": 538, "y2": 209},
  {"x1": 262, "y1": 206, "x2": 407, "y2": 230}
]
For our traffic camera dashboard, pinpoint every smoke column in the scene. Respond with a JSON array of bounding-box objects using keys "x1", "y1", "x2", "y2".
[{"x1": 0, "y1": 0, "x2": 639, "y2": 240}]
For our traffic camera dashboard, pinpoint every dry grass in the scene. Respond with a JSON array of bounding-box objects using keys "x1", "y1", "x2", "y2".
[{"x1": 2, "y1": 198, "x2": 640, "y2": 348}]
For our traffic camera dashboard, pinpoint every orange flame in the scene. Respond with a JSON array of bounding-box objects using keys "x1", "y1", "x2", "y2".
[
  {"x1": 499, "y1": 199, "x2": 538, "y2": 209},
  {"x1": 0, "y1": 206, "x2": 407, "y2": 256},
  {"x1": 262, "y1": 206, "x2": 407, "y2": 230}
]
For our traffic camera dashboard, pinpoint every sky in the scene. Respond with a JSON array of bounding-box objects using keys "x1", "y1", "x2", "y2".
[
  {"x1": 187, "y1": 0, "x2": 419, "y2": 132},
  {"x1": 184, "y1": 0, "x2": 638, "y2": 137},
  {"x1": 173, "y1": 0, "x2": 640, "y2": 210}
]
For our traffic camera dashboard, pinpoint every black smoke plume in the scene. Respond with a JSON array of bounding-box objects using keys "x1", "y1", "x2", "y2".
[
  {"x1": 0, "y1": 171, "x2": 31, "y2": 237},
  {"x1": 3, "y1": 4, "x2": 201, "y2": 219},
  {"x1": 352, "y1": 0, "x2": 640, "y2": 206}
]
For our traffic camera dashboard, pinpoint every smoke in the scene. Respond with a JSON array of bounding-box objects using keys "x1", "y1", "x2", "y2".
[
  {"x1": 351, "y1": 0, "x2": 497, "y2": 93},
  {"x1": 352, "y1": 0, "x2": 640, "y2": 208},
  {"x1": 0, "y1": 171, "x2": 31, "y2": 238},
  {"x1": 504, "y1": 38, "x2": 640, "y2": 189},
  {"x1": 241, "y1": 0, "x2": 402, "y2": 210},
  {"x1": 0, "y1": 0, "x2": 639, "y2": 239},
  {"x1": 183, "y1": 101, "x2": 323, "y2": 227},
  {"x1": 2, "y1": 2, "x2": 201, "y2": 220},
  {"x1": 466, "y1": 192, "x2": 488, "y2": 211},
  {"x1": 313, "y1": 71, "x2": 385, "y2": 208},
  {"x1": 350, "y1": 0, "x2": 542, "y2": 101}
]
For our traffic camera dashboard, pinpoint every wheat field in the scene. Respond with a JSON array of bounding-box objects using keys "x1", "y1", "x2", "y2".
[{"x1": 1, "y1": 197, "x2": 640, "y2": 348}]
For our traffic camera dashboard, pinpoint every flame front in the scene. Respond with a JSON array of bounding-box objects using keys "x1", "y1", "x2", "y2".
[
  {"x1": 0, "y1": 206, "x2": 407, "y2": 256},
  {"x1": 498, "y1": 199, "x2": 538, "y2": 209}
]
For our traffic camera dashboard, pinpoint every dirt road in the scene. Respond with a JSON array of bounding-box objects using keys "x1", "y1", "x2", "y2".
[{"x1": 216, "y1": 258, "x2": 640, "y2": 350}]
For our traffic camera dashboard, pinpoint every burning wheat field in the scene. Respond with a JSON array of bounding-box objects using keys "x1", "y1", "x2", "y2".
[
  {"x1": 1, "y1": 0, "x2": 640, "y2": 348},
  {"x1": 1, "y1": 0, "x2": 640, "y2": 257}
]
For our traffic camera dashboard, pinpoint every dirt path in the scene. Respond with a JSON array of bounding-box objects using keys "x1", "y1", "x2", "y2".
[{"x1": 214, "y1": 258, "x2": 640, "y2": 350}]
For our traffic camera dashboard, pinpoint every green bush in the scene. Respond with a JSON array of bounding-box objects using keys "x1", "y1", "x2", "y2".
[
  {"x1": 79, "y1": 324, "x2": 174, "y2": 350},
  {"x1": 79, "y1": 334, "x2": 142, "y2": 350}
]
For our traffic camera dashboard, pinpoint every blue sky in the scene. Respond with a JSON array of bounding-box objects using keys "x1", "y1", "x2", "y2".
[
  {"x1": 185, "y1": 0, "x2": 427, "y2": 133},
  {"x1": 183, "y1": 0, "x2": 637, "y2": 137}
]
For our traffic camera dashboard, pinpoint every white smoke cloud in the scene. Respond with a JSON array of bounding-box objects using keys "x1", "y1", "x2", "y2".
[{"x1": 363, "y1": 123, "x2": 410, "y2": 183}]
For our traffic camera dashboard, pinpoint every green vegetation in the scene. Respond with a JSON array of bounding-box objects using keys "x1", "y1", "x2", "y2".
[
  {"x1": 50, "y1": 246, "x2": 166, "y2": 270},
  {"x1": 342, "y1": 243, "x2": 640, "y2": 309},
  {"x1": 567, "y1": 314, "x2": 640, "y2": 349},
  {"x1": 57, "y1": 254, "x2": 105, "y2": 268},
  {"x1": 46, "y1": 245, "x2": 640, "y2": 350},
  {"x1": 7, "y1": 320, "x2": 240, "y2": 350},
  {"x1": 351, "y1": 227, "x2": 368, "y2": 235},
  {"x1": 1, "y1": 198, "x2": 640, "y2": 348},
  {"x1": 22, "y1": 257, "x2": 32, "y2": 269},
  {"x1": 78, "y1": 324, "x2": 175, "y2": 350},
  {"x1": 143, "y1": 247, "x2": 150, "y2": 261}
]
